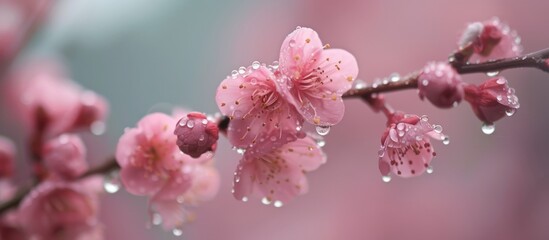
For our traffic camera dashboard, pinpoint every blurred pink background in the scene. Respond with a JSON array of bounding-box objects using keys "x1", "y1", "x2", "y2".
[{"x1": 2, "y1": 0, "x2": 549, "y2": 239}]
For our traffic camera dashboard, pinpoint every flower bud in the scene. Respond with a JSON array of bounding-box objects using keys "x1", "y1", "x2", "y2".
[
  {"x1": 464, "y1": 77, "x2": 519, "y2": 124},
  {"x1": 418, "y1": 62, "x2": 464, "y2": 108},
  {"x1": 42, "y1": 134, "x2": 88, "y2": 179},
  {"x1": 174, "y1": 112, "x2": 219, "y2": 158}
]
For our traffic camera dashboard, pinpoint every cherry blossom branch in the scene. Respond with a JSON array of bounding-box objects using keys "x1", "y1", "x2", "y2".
[
  {"x1": 0, "y1": 157, "x2": 118, "y2": 214},
  {"x1": 2, "y1": 48, "x2": 548, "y2": 216}
]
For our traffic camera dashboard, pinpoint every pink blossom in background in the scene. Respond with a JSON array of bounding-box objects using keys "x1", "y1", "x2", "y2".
[
  {"x1": 459, "y1": 17, "x2": 522, "y2": 62},
  {"x1": 1, "y1": 60, "x2": 109, "y2": 138},
  {"x1": 233, "y1": 136, "x2": 326, "y2": 205},
  {"x1": 378, "y1": 112, "x2": 446, "y2": 179},
  {"x1": 464, "y1": 77, "x2": 519, "y2": 125},
  {"x1": 174, "y1": 112, "x2": 219, "y2": 159},
  {"x1": 42, "y1": 134, "x2": 88, "y2": 180},
  {"x1": 418, "y1": 62, "x2": 464, "y2": 108},
  {"x1": 277, "y1": 27, "x2": 359, "y2": 126},
  {"x1": 18, "y1": 179, "x2": 102, "y2": 239},
  {"x1": 0, "y1": 136, "x2": 15, "y2": 179},
  {"x1": 216, "y1": 65, "x2": 305, "y2": 155}
]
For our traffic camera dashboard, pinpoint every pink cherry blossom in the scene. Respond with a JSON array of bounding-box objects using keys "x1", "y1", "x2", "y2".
[
  {"x1": 459, "y1": 18, "x2": 522, "y2": 62},
  {"x1": 174, "y1": 112, "x2": 219, "y2": 159},
  {"x1": 277, "y1": 27, "x2": 359, "y2": 126},
  {"x1": 378, "y1": 113, "x2": 447, "y2": 179},
  {"x1": 2, "y1": 60, "x2": 109, "y2": 138},
  {"x1": 418, "y1": 62, "x2": 464, "y2": 108},
  {"x1": 0, "y1": 136, "x2": 15, "y2": 179},
  {"x1": 18, "y1": 180, "x2": 101, "y2": 239},
  {"x1": 216, "y1": 65, "x2": 305, "y2": 155},
  {"x1": 233, "y1": 136, "x2": 326, "y2": 205},
  {"x1": 463, "y1": 77, "x2": 519, "y2": 124},
  {"x1": 116, "y1": 113, "x2": 192, "y2": 197},
  {"x1": 179, "y1": 160, "x2": 220, "y2": 205},
  {"x1": 42, "y1": 134, "x2": 88, "y2": 179}
]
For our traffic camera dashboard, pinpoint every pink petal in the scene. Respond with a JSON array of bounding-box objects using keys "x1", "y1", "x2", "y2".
[
  {"x1": 233, "y1": 136, "x2": 326, "y2": 204},
  {"x1": 152, "y1": 170, "x2": 192, "y2": 201},
  {"x1": 279, "y1": 27, "x2": 323, "y2": 75},
  {"x1": 119, "y1": 166, "x2": 164, "y2": 196},
  {"x1": 150, "y1": 199, "x2": 194, "y2": 230},
  {"x1": 115, "y1": 128, "x2": 141, "y2": 167},
  {"x1": 181, "y1": 162, "x2": 220, "y2": 205}
]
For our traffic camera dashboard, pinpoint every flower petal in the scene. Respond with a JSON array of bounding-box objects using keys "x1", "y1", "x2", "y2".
[
  {"x1": 279, "y1": 27, "x2": 323, "y2": 76},
  {"x1": 119, "y1": 166, "x2": 164, "y2": 196}
]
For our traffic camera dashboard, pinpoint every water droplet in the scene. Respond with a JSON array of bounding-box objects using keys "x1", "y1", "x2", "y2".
[
  {"x1": 382, "y1": 175, "x2": 391, "y2": 183},
  {"x1": 251, "y1": 61, "x2": 260, "y2": 70},
  {"x1": 261, "y1": 197, "x2": 272, "y2": 205},
  {"x1": 453, "y1": 101, "x2": 459, "y2": 108},
  {"x1": 103, "y1": 177, "x2": 120, "y2": 194},
  {"x1": 315, "y1": 125, "x2": 331, "y2": 136},
  {"x1": 433, "y1": 125, "x2": 443, "y2": 133},
  {"x1": 274, "y1": 201, "x2": 284, "y2": 208},
  {"x1": 505, "y1": 109, "x2": 516, "y2": 116},
  {"x1": 179, "y1": 120, "x2": 187, "y2": 127},
  {"x1": 296, "y1": 26, "x2": 301, "y2": 30},
  {"x1": 289, "y1": 39, "x2": 296, "y2": 48},
  {"x1": 378, "y1": 149, "x2": 385, "y2": 157},
  {"x1": 241, "y1": 196, "x2": 248, "y2": 202},
  {"x1": 250, "y1": 78, "x2": 258, "y2": 85},
  {"x1": 389, "y1": 73, "x2": 400, "y2": 82},
  {"x1": 198, "y1": 135, "x2": 205, "y2": 141},
  {"x1": 422, "y1": 79, "x2": 429, "y2": 86},
  {"x1": 152, "y1": 213, "x2": 162, "y2": 225},
  {"x1": 270, "y1": 136, "x2": 277, "y2": 142},
  {"x1": 235, "y1": 148, "x2": 246, "y2": 155},
  {"x1": 396, "y1": 123, "x2": 405, "y2": 131},
  {"x1": 231, "y1": 70, "x2": 238, "y2": 78},
  {"x1": 186, "y1": 120, "x2": 194, "y2": 128},
  {"x1": 481, "y1": 123, "x2": 495, "y2": 135},
  {"x1": 172, "y1": 228, "x2": 183, "y2": 236},
  {"x1": 426, "y1": 165, "x2": 434, "y2": 174},
  {"x1": 90, "y1": 121, "x2": 106, "y2": 135},
  {"x1": 238, "y1": 67, "x2": 246, "y2": 75},
  {"x1": 271, "y1": 61, "x2": 279, "y2": 70},
  {"x1": 201, "y1": 119, "x2": 208, "y2": 125},
  {"x1": 486, "y1": 71, "x2": 500, "y2": 77},
  {"x1": 354, "y1": 80, "x2": 367, "y2": 89},
  {"x1": 421, "y1": 115, "x2": 429, "y2": 122},
  {"x1": 316, "y1": 140, "x2": 326, "y2": 148},
  {"x1": 382, "y1": 79, "x2": 389, "y2": 85},
  {"x1": 442, "y1": 136, "x2": 450, "y2": 145},
  {"x1": 496, "y1": 78, "x2": 507, "y2": 84},
  {"x1": 296, "y1": 125, "x2": 302, "y2": 131}
]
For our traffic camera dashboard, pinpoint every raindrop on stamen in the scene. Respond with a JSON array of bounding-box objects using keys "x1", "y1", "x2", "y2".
[
  {"x1": 315, "y1": 125, "x2": 331, "y2": 136},
  {"x1": 481, "y1": 123, "x2": 495, "y2": 135},
  {"x1": 382, "y1": 175, "x2": 391, "y2": 183}
]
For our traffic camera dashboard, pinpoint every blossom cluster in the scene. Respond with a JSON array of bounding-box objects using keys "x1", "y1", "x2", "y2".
[
  {"x1": 0, "y1": 60, "x2": 108, "y2": 239},
  {"x1": 216, "y1": 27, "x2": 358, "y2": 204}
]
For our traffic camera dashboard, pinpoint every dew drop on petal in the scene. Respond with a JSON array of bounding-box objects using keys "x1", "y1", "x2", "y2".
[
  {"x1": 241, "y1": 196, "x2": 249, "y2": 202},
  {"x1": 289, "y1": 39, "x2": 296, "y2": 48},
  {"x1": 186, "y1": 120, "x2": 194, "y2": 128},
  {"x1": 421, "y1": 115, "x2": 429, "y2": 122},
  {"x1": 235, "y1": 148, "x2": 246, "y2": 155},
  {"x1": 382, "y1": 175, "x2": 391, "y2": 183},
  {"x1": 251, "y1": 61, "x2": 260, "y2": 70},
  {"x1": 426, "y1": 165, "x2": 434, "y2": 174},
  {"x1": 274, "y1": 201, "x2": 284, "y2": 208},
  {"x1": 486, "y1": 71, "x2": 500, "y2": 77},
  {"x1": 315, "y1": 125, "x2": 331, "y2": 136},
  {"x1": 172, "y1": 228, "x2": 183, "y2": 236},
  {"x1": 433, "y1": 125, "x2": 443, "y2": 133},
  {"x1": 250, "y1": 78, "x2": 257, "y2": 85},
  {"x1": 481, "y1": 123, "x2": 495, "y2": 135},
  {"x1": 296, "y1": 125, "x2": 302, "y2": 131},
  {"x1": 201, "y1": 119, "x2": 208, "y2": 125},
  {"x1": 506, "y1": 109, "x2": 516, "y2": 116},
  {"x1": 238, "y1": 67, "x2": 247, "y2": 75},
  {"x1": 316, "y1": 139, "x2": 326, "y2": 148},
  {"x1": 271, "y1": 61, "x2": 279, "y2": 70},
  {"x1": 378, "y1": 149, "x2": 385, "y2": 157},
  {"x1": 231, "y1": 70, "x2": 238, "y2": 78},
  {"x1": 496, "y1": 78, "x2": 507, "y2": 84},
  {"x1": 261, "y1": 197, "x2": 272, "y2": 205}
]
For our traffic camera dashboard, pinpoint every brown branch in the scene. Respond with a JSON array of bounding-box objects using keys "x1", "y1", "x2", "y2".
[{"x1": 453, "y1": 48, "x2": 549, "y2": 74}]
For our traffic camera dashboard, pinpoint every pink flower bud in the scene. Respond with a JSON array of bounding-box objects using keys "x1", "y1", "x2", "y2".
[
  {"x1": 458, "y1": 18, "x2": 522, "y2": 62},
  {"x1": 0, "y1": 136, "x2": 15, "y2": 179},
  {"x1": 70, "y1": 91, "x2": 109, "y2": 133},
  {"x1": 418, "y1": 62, "x2": 464, "y2": 108},
  {"x1": 174, "y1": 112, "x2": 219, "y2": 159},
  {"x1": 18, "y1": 181, "x2": 100, "y2": 238},
  {"x1": 42, "y1": 134, "x2": 88, "y2": 179},
  {"x1": 464, "y1": 77, "x2": 519, "y2": 124}
]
